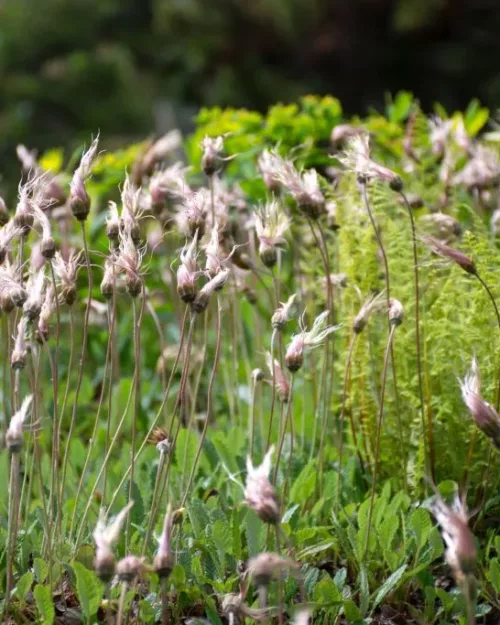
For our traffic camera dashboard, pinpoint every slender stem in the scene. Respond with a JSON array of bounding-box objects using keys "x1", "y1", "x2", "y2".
[
  {"x1": 476, "y1": 272, "x2": 500, "y2": 410},
  {"x1": 126, "y1": 291, "x2": 144, "y2": 550},
  {"x1": 400, "y1": 190, "x2": 432, "y2": 481},
  {"x1": 250, "y1": 377, "x2": 259, "y2": 458},
  {"x1": 141, "y1": 452, "x2": 167, "y2": 556},
  {"x1": 359, "y1": 182, "x2": 408, "y2": 487},
  {"x1": 49, "y1": 261, "x2": 61, "y2": 536},
  {"x1": 58, "y1": 308, "x2": 75, "y2": 489},
  {"x1": 5, "y1": 452, "x2": 20, "y2": 616},
  {"x1": 364, "y1": 323, "x2": 396, "y2": 559},
  {"x1": 266, "y1": 328, "x2": 278, "y2": 450},
  {"x1": 105, "y1": 308, "x2": 190, "y2": 513},
  {"x1": 66, "y1": 222, "x2": 93, "y2": 527},
  {"x1": 161, "y1": 576, "x2": 169, "y2": 625},
  {"x1": 181, "y1": 297, "x2": 222, "y2": 507},
  {"x1": 116, "y1": 582, "x2": 128, "y2": 625},
  {"x1": 337, "y1": 334, "x2": 360, "y2": 510},
  {"x1": 273, "y1": 376, "x2": 294, "y2": 485},
  {"x1": 103, "y1": 287, "x2": 117, "y2": 503}
]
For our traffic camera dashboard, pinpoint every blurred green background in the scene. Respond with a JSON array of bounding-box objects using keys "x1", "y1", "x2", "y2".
[{"x1": 1, "y1": 0, "x2": 500, "y2": 174}]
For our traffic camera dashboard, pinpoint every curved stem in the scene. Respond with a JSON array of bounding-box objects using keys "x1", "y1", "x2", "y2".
[
  {"x1": 273, "y1": 376, "x2": 294, "y2": 485},
  {"x1": 266, "y1": 328, "x2": 278, "y2": 450},
  {"x1": 364, "y1": 323, "x2": 396, "y2": 559},
  {"x1": 126, "y1": 291, "x2": 144, "y2": 550},
  {"x1": 336, "y1": 334, "x2": 360, "y2": 510},
  {"x1": 400, "y1": 190, "x2": 433, "y2": 481},
  {"x1": 181, "y1": 297, "x2": 222, "y2": 506},
  {"x1": 360, "y1": 182, "x2": 408, "y2": 488},
  {"x1": 105, "y1": 308, "x2": 190, "y2": 513}
]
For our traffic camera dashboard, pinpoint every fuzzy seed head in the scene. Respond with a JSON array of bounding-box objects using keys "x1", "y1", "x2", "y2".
[
  {"x1": 272, "y1": 294, "x2": 298, "y2": 330},
  {"x1": 424, "y1": 236, "x2": 477, "y2": 275},
  {"x1": 430, "y1": 493, "x2": 476, "y2": 580},
  {"x1": 339, "y1": 133, "x2": 402, "y2": 189},
  {"x1": 154, "y1": 505, "x2": 175, "y2": 578},
  {"x1": 11, "y1": 317, "x2": 29, "y2": 369},
  {"x1": 201, "y1": 135, "x2": 225, "y2": 176},
  {"x1": 265, "y1": 352, "x2": 290, "y2": 402},
  {"x1": 177, "y1": 234, "x2": 199, "y2": 303},
  {"x1": 255, "y1": 200, "x2": 290, "y2": 268},
  {"x1": 460, "y1": 358, "x2": 500, "y2": 449},
  {"x1": 353, "y1": 291, "x2": 385, "y2": 334},
  {"x1": 70, "y1": 136, "x2": 99, "y2": 220},
  {"x1": 23, "y1": 269, "x2": 46, "y2": 320},
  {"x1": 245, "y1": 446, "x2": 280, "y2": 525},
  {"x1": 116, "y1": 555, "x2": 146, "y2": 583},
  {"x1": 388, "y1": 298, "x2": 404, "y2": 326},
  {"x1": 6, "y1": 395, "x2": 33, "y2": 452},
  {"x1": 192, "y1": 268, "x2": 229, "y2": 313},
  {"x1": 247, "y1": 552, "x2": 298, "y2": 587}
]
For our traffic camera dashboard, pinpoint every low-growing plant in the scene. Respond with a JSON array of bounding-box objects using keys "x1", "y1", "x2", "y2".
[{"x1": 1, "y1": 93, "x2": 500, "y2": 624}]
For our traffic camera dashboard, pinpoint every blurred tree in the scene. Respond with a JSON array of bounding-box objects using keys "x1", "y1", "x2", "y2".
[{"x1": 0, "y1": 0, "x2": 499, "y2": 188}]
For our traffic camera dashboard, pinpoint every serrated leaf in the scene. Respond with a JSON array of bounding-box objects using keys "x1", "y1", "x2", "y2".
[
  {"x1": 73, "y1": 562, "x2": 102, "y2": 621},
  {"x1": 14, "y1": 571, "x2": 34, "y2": 603},
  {"x1": 290, "y1": 461, "x2": 316, "y2": 504},
  {"x1": 245, "y1": 508, "x2": 263, "y2": 557},
  {"x1": 409, "y1": 508, "x2": 432, "y2": 551},
  {"x1": 488, "y1": 557, "x2": 500, "y2": 593},
  {"x1": 371, "y1": 564, "x2": 407, "y2": 611},
  {"x1": 188, "y1": 499, "x2": 210, "y2": 539},
  {"x1": 34, "y1": 584, "x2": 55, "y2": 625},
  {"x1": 124, "y1": 479, "x2": 144, "y2": 526},
  {"x1": 304, "y1": 567, "x2": 320, "y2": 596}
]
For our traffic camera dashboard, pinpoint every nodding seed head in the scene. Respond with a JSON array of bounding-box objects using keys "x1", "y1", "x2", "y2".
[
  {"x1": 191, "y1": 268, "x2": 229, "y2": 314},
  {"x1": 388, "y1": 298, "x2": 404, "y2": 326},
  {"x1": 339, "y1": 133, "x2": 403, "y2": 189},
  {"x1": 70, "y1": 137, "x2": 99, "y2": 221},
  {"x1": 11, "y1": 316, "x2": 29, "y2": 370},
  {"x1": 424, "y1": 236, "x2": 477, "y2": 275},
  {"x1": 181, "y1": 189, "x2": 209, "y2": 238},
  {"x1": 271, "y1": 294, "x2": 298, "y2": 330},
  {"x1": 252, "y1": 368, "x2": 264, "y2": 383},
  {"x1": 265, "y1": 352, "x2": 290, "y2": 403},
  {"x1": 353, "y1": 291, "x2": 385, "y2": 334},
  {"x1": 258, "y1": 149, "x2": 282, "y2": 193},
  {"x1": 6, "y1": 395, "x2": 33, "y2": 452},
  {"x1": 201, "y1": 135, "x2": 225, "y2": 176},
  {"x1": 154, "y1": 505, "x2": 175, "y2": 578},
  {"x1": 285, "y1": 311, "x2": 340, "y2": 372},
  {"x1": 246, "y1": 552, "x2": 299, "y2": 587},
  {"x1": 23, "y1": 269, "x2": 46, "y2": 321},
  {"x1": 93, "y1": 502, "x2": 134, "y2": 581},
  {"x1": 430, "y1": 491, "x2": 476, "y2": 580},
  {"x1": 177, "y1": 233, "x2": 199, "y2": 303},
  {"x1": 106, "y1": 202, "x2": 121, "y2": 242},
  {"x1": 245, "y1": 446, "x2": 280, "y2": 525},
  {"x1": 254, "y1": 200, "x2": 290, "y2": 269},
  {"x1": 0, "y1": 196, "x2": 9, "y2": 226},
  {"x1": 116, "y1": 555, "x2": 146, "y2": 583},
  {"x1": 460, "y1": 358, "x2": 500, "y2": 449}
]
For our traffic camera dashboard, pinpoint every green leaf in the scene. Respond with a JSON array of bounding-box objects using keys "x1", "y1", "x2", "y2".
[
  {"x1": 73, "y1": 562, "x2": 102, "y2": 621},
  {"x1": 343, "y1": 599, "x2": 362, "y2": 623},
  {"x1": 371, "y1": 564, "x2": 407, "y2": 611},
  {"x1": 488, "y1": 557, "x2": 500, "y2": 594},
  {"x1": 123, "y1": 479, "x2": 144, "y2": 526},
  {"x1": 33, "y1": 558, "x2": 48, "y2": 583},
  {"x1": 14, "y1": 571, "x2": 34, "y2": 604},
  {"x1": 245, "y1": 508, "x2": 264, "y2": 557},
  {"x1": 409, "y1": 508, "x2": 432, "y2": 551},
  {"x1": 313, "y1": 574, "x2": 342, "y2": 605},
  {"x1": 188, "y1": 499, "x2": 210, "y2": 539},
  {"x1": 290, "y1": 461, "x2": 316, "y2": 504},
  {"x1": 358, "y1": 566, "x2": 369, "y2": 616},
  {"x1": 34, "y1": 584, "x2": 55, "y2": 625}
]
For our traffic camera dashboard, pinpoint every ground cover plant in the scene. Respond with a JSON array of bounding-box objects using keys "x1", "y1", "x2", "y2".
[{"x1": 2, "y1": 93, "x2": 500, "y2": 624}]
